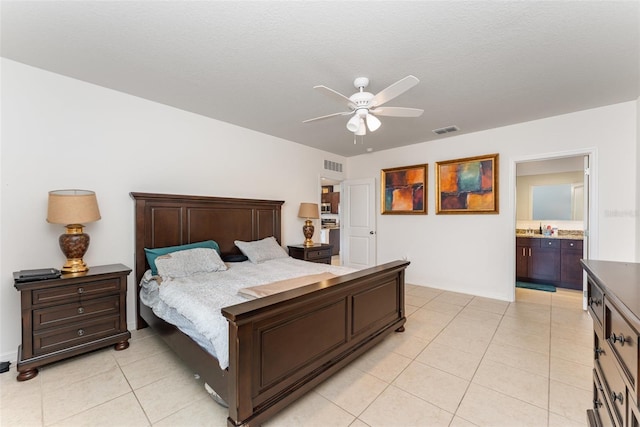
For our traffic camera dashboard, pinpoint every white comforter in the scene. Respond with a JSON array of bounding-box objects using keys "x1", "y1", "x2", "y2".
[{"x1": 142, "y1": 257, "x2": 355, "y2": 369}]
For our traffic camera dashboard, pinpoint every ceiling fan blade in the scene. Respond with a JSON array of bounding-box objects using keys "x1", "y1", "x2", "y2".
[
  {"x1": 372, "y1": 75, "x2": 420, "y2": 107},
  {"x1": 303, "y1": 111, "x2": 353, "y2": 123},
  {"x1": 313, "y1": 85, "x2": 357, "y2": 109},
  {"x1": 371, "y1": 107, "x2": 424, "y2": 117}
]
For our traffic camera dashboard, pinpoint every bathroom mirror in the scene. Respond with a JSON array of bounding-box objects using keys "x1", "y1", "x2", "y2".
[{"x1": 530, "y1": 183, "x2": 583, "y2": 221}]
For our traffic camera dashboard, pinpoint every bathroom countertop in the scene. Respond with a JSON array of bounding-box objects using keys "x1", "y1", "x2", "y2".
[{"x1": 515, "y1": 233, "x2": 583, "y2": 240}]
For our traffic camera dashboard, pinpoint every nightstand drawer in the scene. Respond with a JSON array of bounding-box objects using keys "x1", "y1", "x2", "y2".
[
  {"x1": 32, "y1": 278, "x2": 122, "y2": 306},
  {"x1": 33, "y1": 296, "x2": 120, "y2": 331},
  {"x1": 288, "y1": 244, "x2": 333, "y2": 264},
  {"x1": 33, "y1": 315, "x2": 121, "y2": 355},
  {"x1": 306, "y1": 248, "x2": 332, "y2": 260}
]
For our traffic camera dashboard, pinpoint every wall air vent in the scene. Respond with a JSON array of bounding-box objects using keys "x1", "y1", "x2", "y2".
[
  {"x1": 433, "y1": 125, "x2": 460, "y2": 135},
  {"x1": 324, "y1": 160, "x2": 343, "y2": 173}
]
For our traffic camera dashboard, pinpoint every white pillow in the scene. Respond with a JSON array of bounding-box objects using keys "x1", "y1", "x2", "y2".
[
  {"x1": 234, "y1": 236, "x2": 289, "y2": 264},
  {"x1": 155, "y1": 247, "x2": 227, "y2": 278}
]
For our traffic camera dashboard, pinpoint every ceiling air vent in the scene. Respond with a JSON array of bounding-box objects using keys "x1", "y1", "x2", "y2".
[
  {"x1": 324, "y1": 160, "x2": 343, "y2": 173},
  {"x1": 433, "y1": 125, "x2": 460, "y2": 135}
]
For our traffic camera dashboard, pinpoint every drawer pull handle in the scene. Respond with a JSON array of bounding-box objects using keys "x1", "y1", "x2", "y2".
[
  {"x1": 610, "y1": 333, "x2": 627, "y2": 346},
  {"x1": 569, "y1": 243, "x2": 574, "y2": 247},
  {"x1": 610, "y1": 391, "x2": 624, "y2": 404},
  {"x1": 594, "y1": 347, "x2": 604, "y2": 357},
  {"x1": 77, "y1": 307, "x2": 84, "y2": 314},
  {"x1": 594, "y1": 398, "x2": 603, "y2": 408},
  {"x1": 77, "y1": 287, "x2": 85, "y2": 294},
  {"x1": 77, "y1": 329, "x2": 85, "y2": 337}
]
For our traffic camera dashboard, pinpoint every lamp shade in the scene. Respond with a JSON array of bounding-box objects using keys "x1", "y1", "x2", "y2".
[
  {"x1": 366, "y1": 114, "x2": 381, "y2": 132},
  {"x1": 346, "y1": 114, "x2": 360, "y2": 132},
  {"x1": 47, "y1": 190, "x2": 101, "y2": 225},
  {"x1": 297, "y1": 203, "x2": 319, "y2": 219}
]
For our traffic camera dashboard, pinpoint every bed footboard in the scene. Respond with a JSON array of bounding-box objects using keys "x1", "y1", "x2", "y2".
[{"x1": 222, "y1": 260, "x2": 409, "y2": 426}]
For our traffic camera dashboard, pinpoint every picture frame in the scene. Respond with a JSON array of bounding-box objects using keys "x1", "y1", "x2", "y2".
[
  {"x1": 381, "y1": 163, "x2": 427, "y2": 215},
  {"x1": 435, "y1": 153, "x2": 499, "y2": 214}
]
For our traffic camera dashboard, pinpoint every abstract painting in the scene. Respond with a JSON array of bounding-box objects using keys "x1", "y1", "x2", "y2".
[
  {"x1": 381, "y1": 163, "x2": 427, "y2": 214},
  {"x1": 435, "y1": 154, "x2": 499, "y2": 214}
]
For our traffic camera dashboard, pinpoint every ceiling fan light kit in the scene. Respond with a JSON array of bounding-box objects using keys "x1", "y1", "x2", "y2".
[
  {"x1": 346, "y1": 114, "x2": 361, "y2": 132},
  {"x1": 304, "y1": 75, "x2": 424, "y2": 137},
  {"x1": 366, "y1": 114, "x2": 381, "y2": 132}
]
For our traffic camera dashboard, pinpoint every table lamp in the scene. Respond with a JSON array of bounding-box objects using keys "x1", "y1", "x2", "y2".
[
  {"x1": 47, "y1": 190, "x2": 101, "y2": 273},
  {"x1": 298, "y1": 202, "x2": 319, "y2": 247}
]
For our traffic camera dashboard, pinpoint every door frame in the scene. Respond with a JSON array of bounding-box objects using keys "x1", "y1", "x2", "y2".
[{"x1": 510, "y1": 147, "x2": 598, "y2": 307}]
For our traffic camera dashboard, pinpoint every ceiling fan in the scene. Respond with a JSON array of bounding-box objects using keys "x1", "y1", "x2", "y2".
[{"x1": 303, "y1": 75, "x2": 424, "y2": 136}]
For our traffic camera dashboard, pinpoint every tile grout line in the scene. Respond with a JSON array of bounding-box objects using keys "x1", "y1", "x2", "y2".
[
  {"x1": 448, "y1": 300, "x2": 509, "y2": 426},
  {"x1": 116, "y1": 353, "x2": 153, "y2": 427}
]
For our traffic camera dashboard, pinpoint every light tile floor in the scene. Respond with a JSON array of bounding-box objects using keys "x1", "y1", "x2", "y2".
[{"x1": 1, "y1": 286, "x2": 591, "y2": 426}]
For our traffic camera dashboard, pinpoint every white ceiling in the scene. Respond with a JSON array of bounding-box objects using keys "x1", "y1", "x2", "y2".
[{"x1": 2, "y1": 1, "x2": 638, "y2": 157}]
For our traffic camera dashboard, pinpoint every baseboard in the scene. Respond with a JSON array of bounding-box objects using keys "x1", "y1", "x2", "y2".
[{"x1": 1, "y1": 349, "x2": 17, "y2": 364}]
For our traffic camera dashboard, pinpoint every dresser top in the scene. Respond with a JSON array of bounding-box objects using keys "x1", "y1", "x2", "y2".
[{"x1": 581, "y1": 259, "x2": 640, "y2": 318}]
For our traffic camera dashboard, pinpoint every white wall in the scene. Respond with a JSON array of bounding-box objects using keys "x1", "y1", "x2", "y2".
[
  {"x1": 0, "y1": 59, "x2": 345, "y2": 360},
  {"x1": 637, "y1": 97, "x2": 640, "y2": 262},
  {"x1": 348, "y1": 102, "x2": 638, "y2": 301}
]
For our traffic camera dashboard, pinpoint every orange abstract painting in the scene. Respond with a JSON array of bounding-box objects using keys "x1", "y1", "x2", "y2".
[{"x1": 381, "y1": 164, "x2": 427, "y2": 214}]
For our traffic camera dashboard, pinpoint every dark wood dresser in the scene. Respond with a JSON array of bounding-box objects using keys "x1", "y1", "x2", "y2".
[
  {"x1": 582, "y1": 260, "x2": 640, "y2": 426},
  {"x1": 287, "y1": 244, "x2": 333, "y2": 264},
  {"x1": 14, "y1": 264, "x2": 131, "y2": 381}
]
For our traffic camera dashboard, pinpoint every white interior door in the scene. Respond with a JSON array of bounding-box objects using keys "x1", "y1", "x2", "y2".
[{"x1": 341, "y1": 178, "x2": 376, "y2": 268}]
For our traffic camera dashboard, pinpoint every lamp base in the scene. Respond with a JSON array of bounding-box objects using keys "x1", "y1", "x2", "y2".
[
  {"x1": 59, "y1": 224, "x2": 90, "y2": 273},
  {"x1": 302, "y1": 220, "x2": 315, "y2": 247},
  {"x1": 61, "y1": 258, "x2": 88, "y2": 274}
]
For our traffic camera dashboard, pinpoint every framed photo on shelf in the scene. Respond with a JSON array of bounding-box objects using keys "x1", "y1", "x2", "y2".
[
  {"x1": 381, "y1": 163, "x2": 427, "y2": 215},
  {"x1": 435, "y1": 153, "x2": 498, "y2": 214}
]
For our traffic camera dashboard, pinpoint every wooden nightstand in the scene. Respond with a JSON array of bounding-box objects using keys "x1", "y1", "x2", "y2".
[
  {"x1": 14, "y1": 264, "x2": 131, "y2": 381},
  {"x1": 288, "y1": 244, "x2": 333, "y2": 264}
]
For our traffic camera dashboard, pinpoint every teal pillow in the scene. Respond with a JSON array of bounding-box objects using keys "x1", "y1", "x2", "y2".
[{"x1": 144, "y1": 240, "x2": 220, "y2": 275}]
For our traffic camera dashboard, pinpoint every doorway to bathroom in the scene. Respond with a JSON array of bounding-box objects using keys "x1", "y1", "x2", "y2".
[{"x1": 513, "y1": 150, "x2": 596, "y2": 310}]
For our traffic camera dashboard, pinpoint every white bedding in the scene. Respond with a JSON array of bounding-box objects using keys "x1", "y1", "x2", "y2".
[{"x1": 140, "y1": 257, "x2": 356, "y2": 369}]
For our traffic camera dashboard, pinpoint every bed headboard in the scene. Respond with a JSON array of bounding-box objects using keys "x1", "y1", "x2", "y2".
[{"x1": 130, "y1": 192, "x2": 284, "y2": 327}]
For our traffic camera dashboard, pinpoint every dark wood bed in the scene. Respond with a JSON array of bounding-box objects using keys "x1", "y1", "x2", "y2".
[{"x1": 131, "y1": 192, "x2": 409, "y2": 426}]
